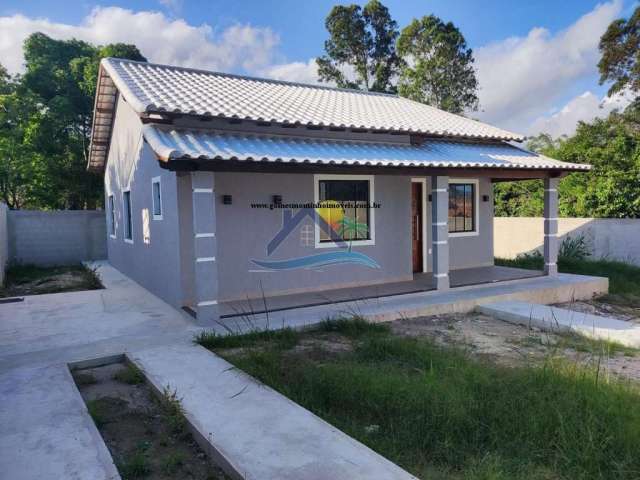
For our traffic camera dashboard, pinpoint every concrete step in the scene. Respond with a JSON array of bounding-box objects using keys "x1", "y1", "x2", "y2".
[
  {"x1": 477, "y1": 300, "x2": 640, "y2": 347},
  {"x1": 130, "y1": 344, "x2": 417, "y2": 480}
]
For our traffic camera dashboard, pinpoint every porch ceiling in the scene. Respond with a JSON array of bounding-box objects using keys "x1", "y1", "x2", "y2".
[{"x1": 142, "y1": 124, "x2": 590, "y2": 172}]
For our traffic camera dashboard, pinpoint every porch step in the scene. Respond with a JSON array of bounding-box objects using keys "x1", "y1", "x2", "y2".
[{"x1": 477, "y1": 301, "x2": 640, "y2": 347}]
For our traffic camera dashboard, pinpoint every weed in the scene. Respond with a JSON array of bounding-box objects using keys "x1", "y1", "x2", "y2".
[
  {"x1": 73, "y1": 371, "x2": 97, "y2": 385},
  {"x1": 194, "y1": 327, "x2": 300, "y2": 350},
  {"x1": 118, "y1": 449, "x2": 150, "y2": 479},
  {"x1": 161, "y1": 451, "x2": 186, "y2": 474},
  {"x1": 86, "y1": 399, "x2": 106, "y2": 427},
  {"x1": 318, "y1": 315, "x2": 389, "y2": 337},
  {"x1": 113, "y1": 364, "x2": 145, "y2": 385},
  {"x1": 159, "y1": 386, "x2": 186, "y2": 434}
]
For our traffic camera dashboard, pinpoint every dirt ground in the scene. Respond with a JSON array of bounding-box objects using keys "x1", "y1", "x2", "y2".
[
  {"x1": 1, "y1": 264, "x2": 102, "y2": 297},
  {"x1": 389, "y1": 312, "x2": 640, "y2": 382},
  {"x1": 74, "y1": 363, "x2": 229, "y2": 480}
]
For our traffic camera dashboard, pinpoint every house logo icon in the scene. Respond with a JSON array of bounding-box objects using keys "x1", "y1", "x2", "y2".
[{"x1": 250, "y1": 206, "x2": 380, "y2": 271}]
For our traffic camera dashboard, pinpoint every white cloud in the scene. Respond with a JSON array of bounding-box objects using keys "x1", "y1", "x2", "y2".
[
  {"x1": 0, "y1": 7, "x2": 280, "y2": 74},
  {"x1": 260, "y1": 58, "x2": 320, "y2": 84},
  {"x1": 474, "y1": 1, "x2": 623, "y2": 133},
  {"x1": 528, "y1": 89, "x2": 634, "y2": 137},
  {"x1": 158, "y1": 0, "x2": 183, "y2": 15}
]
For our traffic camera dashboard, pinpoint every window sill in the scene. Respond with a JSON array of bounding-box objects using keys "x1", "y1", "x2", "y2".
[
  {"x1": 109, "y1": 234, "x2": 116, "y2": 239},
  {"x1": 315, "y1": 239, "x2": 375, "y2": 248},
  {"x1": 152, "y1": 215, "x2": 163, "y2": 221},
  {"x1": 449, "y1": 231, "x2": 479, "y2": 238},
  {"x1": 124, "y1": 238, "x2": 134, "y2": 244}
]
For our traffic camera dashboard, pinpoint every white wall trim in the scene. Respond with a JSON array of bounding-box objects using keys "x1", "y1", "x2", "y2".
[
  {"x1": 107, "y1": 193, "x2": 117, "y2": 239},
  {"x1": 448, "y1": 178, "x2": 480, "y2": 238},
  {"x1": 313, "y1": 174, "x2": 376, "y2": 249},
  {"x1": 151, "y1": 176, "x2": 163, "y2": 221},
  {"x1": 411, "y1": 178, "x2": 427, "y2": 273}
]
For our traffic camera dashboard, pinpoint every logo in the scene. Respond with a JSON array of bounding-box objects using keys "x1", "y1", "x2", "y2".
[{"x1": 250, "y1": 202, "x2": 380, "y2": 271}]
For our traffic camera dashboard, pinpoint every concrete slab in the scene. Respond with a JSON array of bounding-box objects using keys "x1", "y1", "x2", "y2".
[
  {"x1": 130, "y1": 344, "x2": 417, "y2": 480},
  {"x1": 477, "y1": 300, "x2": 640, "y2": 347},
  {"x1": 0, "y1": 363, "x2": 120, "y2": 480},
  {"x1": 214, "y1": 272, "x2": 608, "y2": 334}
]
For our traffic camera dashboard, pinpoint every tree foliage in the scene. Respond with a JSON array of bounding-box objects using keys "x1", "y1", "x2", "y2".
[
  {"x1": 0, "y1": 33, "x2": 145, "y2": 209},
  {"x1": 316, "y1": 0, "x2": 400, "y2": 92},
  {"x1": 598, "y1": 6, "x2": 640, "y2": 96},
  {"x1": 397, "y1": 15, "x2": 478, "y2": 113}
]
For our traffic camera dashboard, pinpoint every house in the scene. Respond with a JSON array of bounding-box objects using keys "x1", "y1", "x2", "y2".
[{"x1": 88, "y1": 58, "x2": 590, "y2": 324}]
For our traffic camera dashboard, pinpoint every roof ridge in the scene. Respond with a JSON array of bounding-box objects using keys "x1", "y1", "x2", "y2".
[{"x1": 102, "y1": 57, "x2": 399, "y2": 98}]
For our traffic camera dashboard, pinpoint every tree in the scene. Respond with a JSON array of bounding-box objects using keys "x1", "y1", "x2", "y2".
[
  {"x1": 598, "y1": 6, "x2": 640, "y2": 97},
  {"x1": 396, "y1": 15, "x2": 478, "y2": 114},
  {"x1": 3, "y1": 33, "x2": 146, "y2": 209},
  {"x1": 316, "y1": 0, "x2": 400, "y2": 92}
]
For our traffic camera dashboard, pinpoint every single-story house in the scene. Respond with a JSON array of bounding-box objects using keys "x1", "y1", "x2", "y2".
[{"x1": 88, "y1": 58, "x2": 590, "y2": 324}]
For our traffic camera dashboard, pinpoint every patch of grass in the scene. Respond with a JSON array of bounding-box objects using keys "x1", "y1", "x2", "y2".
[
  {"x1": 113, "y1": 364, "x2": 145, "y2": 385},
  {"x1": 159, "y1": 386, "x2": 186, "y2": 434},
  {"x1": 161, "y1": 451, "x2": 186, "y2": 475},
  {"x1": 118, "y1": 449, "x2": 151, "y2": 479},
  {"x1": 194, "y1": 327, "x2": 300, "y2": 350},
  {"x1": 86, "y1": 399, "x2": 107, "y2": 427},
  {"x1": 318, "y1": 315, "x2": 390, "y2": 337},
  {"x1": 557, "y1": 331, "x2": 638, "y2": 357},
  {"x1": 496, "y1": 256, "x2": 640, "y2": 303},
  {"x1": 0, "y1": 263, "x2": 103, "y2": 297},
  {"x1": 221, "y1": 328, "x2": 640, "y2": 480}
]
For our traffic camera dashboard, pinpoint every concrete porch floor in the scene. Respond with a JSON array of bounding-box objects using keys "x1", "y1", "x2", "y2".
[{"x1": 220, "y1": 265, "x2": 544, "y2": 318}]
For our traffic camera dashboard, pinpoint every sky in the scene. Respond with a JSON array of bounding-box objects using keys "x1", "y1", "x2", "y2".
[{"x1": 0, "y1": 0, "x2": 637, "y2": 137}]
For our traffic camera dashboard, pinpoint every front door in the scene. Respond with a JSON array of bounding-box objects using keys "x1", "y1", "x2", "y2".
[{"x1": 411, "y1": 182, "x2": 423, "y2": 273}]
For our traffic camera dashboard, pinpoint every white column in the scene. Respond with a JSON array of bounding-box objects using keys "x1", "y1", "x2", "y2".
[
  {"x1": 544, "y1": 177, "x2": 559, "y2": 276},
  {"x1": 431, "y1": 176, "x2": 450, "y2": 290},
  {"x1": 191, "y1": 172, "x2": 219, "y2": 324}
]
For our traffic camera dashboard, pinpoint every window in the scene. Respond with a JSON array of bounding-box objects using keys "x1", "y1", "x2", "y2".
[
  {"x1": 314, "y1": 175, "x2": 374, "y2": 246},
  {"x1": 152, "y1": 177, "x2": 162, "y2": 220},
  {"x1": 123, "y1": 190, "x2": 133, "y2": 242},
  {"x1": 108, "y1": 195, "x2": 116, "y2": 237},
  {"x1": 448, "y1": 181, "x2": 477, "y2": 235}
]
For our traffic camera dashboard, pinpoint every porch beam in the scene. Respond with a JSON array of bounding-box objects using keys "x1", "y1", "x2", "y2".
[
  {"x1": 543, "y1": 177, "x2": 559, "y2": 276},
  {"x1": 191, "y1": 171, "x2": 220, "y2": 324},
  {"x1": 431, "y1": 176, "x2": 450, "y2": 290}
]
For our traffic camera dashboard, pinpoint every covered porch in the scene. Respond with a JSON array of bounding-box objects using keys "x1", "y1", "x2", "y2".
[{"x1": 219, "y1": 265, "x2": 543, "y2": 317}]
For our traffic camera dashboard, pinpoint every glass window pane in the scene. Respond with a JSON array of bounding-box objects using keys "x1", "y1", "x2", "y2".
[
  {"x1": 124, "y1": 192, "x2": 132, "y2": 240},
  {"x1": 318, "y1": 180, "x2": 370, "y2": 242},
  {"x1": 153, "y1": 181, "x2": 161, "y2": 216}
]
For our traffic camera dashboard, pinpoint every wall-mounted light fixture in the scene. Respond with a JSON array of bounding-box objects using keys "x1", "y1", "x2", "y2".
[
  {"x1": 482, "y1": 195, "x2": 490, "y2": 202},
  {"x1": 428, "y1": 194, "x2": 432, "y2": 202},
  {"x1": 272, "y1": 195, "x2": 282, "y2": 206},
  {"x1": 222, "y1": 194, "x2": 232, "y2": 205}
]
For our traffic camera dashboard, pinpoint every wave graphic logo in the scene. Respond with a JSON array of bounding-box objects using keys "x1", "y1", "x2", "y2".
[{"x1": 250, "y1": 207, "x2": 380, "y2": 272}]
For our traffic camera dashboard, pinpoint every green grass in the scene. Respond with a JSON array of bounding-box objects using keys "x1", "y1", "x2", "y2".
[
  {"x1": 495, "y1": 256, "x2": 640, "y2": 303},
  {"x1": 205, "y1": 317, "x2": 640, "y2": 480},
  {"x1": 113, "y1": 364, "x2": 145, "y2": 385},
  {"x1": 86, "y1": 399, "x2": 107, "y2": 427},
  {"x1": 118, "y1": 448, "x2": 151, "y2": 479},
  {"x1": 557, "y1": 331, "x2": 639, "y2": 357},
  {"x1": 194, "y1": 326, "x2": 300, "y2": 350}
]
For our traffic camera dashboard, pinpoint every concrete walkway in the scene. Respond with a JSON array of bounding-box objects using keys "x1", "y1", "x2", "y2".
[
  {"x1": 0, "y1": 363, "x2": 120, "y2": 480},
  {"x1": 477, "y1": 300, "x2": 640, "y2": 347},
  {"x1": 130, "y1": 344, "x2": 417, "y2": 480}
]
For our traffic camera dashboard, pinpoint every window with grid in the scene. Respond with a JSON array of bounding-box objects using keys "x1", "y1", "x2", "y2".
[
  {"x1": 123, "y1": 191, "x2": 133, "y2": 241},
  {"x1": 318, "y1": 179, "x2": 371, "y2": 242},
  {"x1": 448, "y1": 183, "x2": 475, "y2": 233}
]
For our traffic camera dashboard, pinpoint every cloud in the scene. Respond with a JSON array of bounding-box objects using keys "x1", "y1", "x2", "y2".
[
  {"x1": 0, "y1": 7, "x2": 280, "y2": 74},
  {"x1": 260, "y1": 58, "x2": 320, "y2": 84},
  {"x1": 474, "y1": 1, "x2": 623, "y2": 133},
  {"x1": 158, "y1": 0, "x2": 183, "y2": 15},
  {"x1": 528, "y1": 89, "x2": 634, "y2": 137}
]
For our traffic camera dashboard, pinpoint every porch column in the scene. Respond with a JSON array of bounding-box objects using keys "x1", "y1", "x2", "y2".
[
  {"x1": 191, "y1": 172, "x2": 219, "y2": 325},
  {"x1": 543, "y1": 177, "x2": 559, "y2": 276},
  {"x1": 431, "y1": 176, "x2": 450, "y2": 290}
]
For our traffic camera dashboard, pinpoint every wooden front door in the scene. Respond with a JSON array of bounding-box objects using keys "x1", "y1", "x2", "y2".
[{"x1": 411, "y1": 182, "x2": 423, "y2": 273}]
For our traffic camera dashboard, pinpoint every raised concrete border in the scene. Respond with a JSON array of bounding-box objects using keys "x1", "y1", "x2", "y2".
[
  {"x1": 477, "y1": 300, "x2": 640, "y2": 347},
  {"x1": 0, "y1": 363, "x2": 121, "y2": 480},
  {"x1": 215, "y1": 273, "x2": 609, "y2": 334},
  {"x1": 129, "y1": 344, "x2": 418, "y2": 480}
]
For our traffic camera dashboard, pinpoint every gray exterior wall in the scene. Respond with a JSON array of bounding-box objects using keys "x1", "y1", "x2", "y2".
[
  {"x1": 0, "y1": 203, "x2": 7, "y2": 285},
  {"x1": 104, "y1": 96, "x2": 185, "y2": 308},
  {"x1": 8, "y1": 210, "x2": 106, "y2": 266},
  {"x1": 209, "y1": 173, "x2": 494, "y2": 301}
]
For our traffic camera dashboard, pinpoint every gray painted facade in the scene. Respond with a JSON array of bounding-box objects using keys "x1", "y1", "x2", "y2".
[{"x1": 103, "y1": 97, "x2": 498, "y2": 311}]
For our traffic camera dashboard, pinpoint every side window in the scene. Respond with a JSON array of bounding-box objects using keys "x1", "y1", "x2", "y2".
[
  {"x1": 108, "y1": 195, "x2": 116, "y2": 237},
  {"x1": 448, "y1": 182, "x2": 476, "y2": 234},
  {"x1": 152, "y1": 177, "x2": 162, "y2": 220},
  {"x1": 123, "y1": 190, "x2": 133, "y2": 242}
]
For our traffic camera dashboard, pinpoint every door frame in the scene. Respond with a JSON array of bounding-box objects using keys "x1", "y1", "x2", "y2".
[{"x1": 411, "y1": 178, "x2": 428, "y2": 273}]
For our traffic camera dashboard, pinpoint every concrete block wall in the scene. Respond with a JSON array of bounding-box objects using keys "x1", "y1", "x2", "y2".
[
  {"x1": 0, "y1": 203, "x2": 7, "y2": 285},
  {"x1": 8, "y1": 210, "x2": 107, "y2": 266},
  {"x1": 494, "y1": 217, "x2": 640, "y2": 266}
]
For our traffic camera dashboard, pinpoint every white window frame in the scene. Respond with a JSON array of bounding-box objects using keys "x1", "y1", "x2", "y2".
[
  {"x1": 123, "y1": 189, "x2": 134, "y2": 244},
  {"x1": 108, "y1": 194, "x2": 116, "y2": 238},
  {"x1": 448, "y1": 178, "x2": 480, "y2": 238},
  {"x1": 151, "y1": 176, "x2": 163, "y2": 220},
  {"x1": 314, "y1": 174, "x2": 375, "y2": 249}
]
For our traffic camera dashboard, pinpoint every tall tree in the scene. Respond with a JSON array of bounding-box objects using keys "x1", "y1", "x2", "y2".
[
  {"x1": 316, "y1": 0, "x2": 400, "y2": 92},
  {"x1": 397, "y1": 15, "x2": 478, "y2": 114},
  {"x1": 8, "y1": 33, "x2": 146, "y2": 209},
  {"x1": 598, "y1": 6, "x2": 640, "y2": 97}
]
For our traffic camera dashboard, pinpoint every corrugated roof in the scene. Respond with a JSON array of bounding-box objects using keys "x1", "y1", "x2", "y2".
[
  {"x1": 100, "y1": 56, "x2": 523, "y2": 136},
  {"x1": 142, "y1": 125, "x2": 590, "y2": 171}
]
